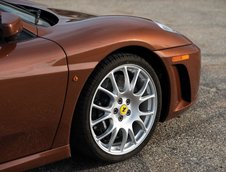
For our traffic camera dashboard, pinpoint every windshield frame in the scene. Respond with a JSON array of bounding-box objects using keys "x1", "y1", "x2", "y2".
[{"x1": 0, "y1": 1, "x2": 51, "y2": 27}]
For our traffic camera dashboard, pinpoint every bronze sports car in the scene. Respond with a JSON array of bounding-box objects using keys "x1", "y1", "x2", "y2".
[{"x1": 0, "y1": 0, "x2": 201, "y2": 171}]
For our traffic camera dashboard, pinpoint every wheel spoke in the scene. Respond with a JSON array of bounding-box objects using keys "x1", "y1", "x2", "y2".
[
  {"x1": 136, "y1": 119, "x2": 147, "y2": 132},
  {"x1": 97, "y1": 125, "x2": 114, "y2": 141},
  {"x1": 122, "y1": 66, "x2": 131, "y2": 91},
  {"x1": 129, "y1": 128, "x2": 137, "y2": 145},
  {"x1": 120, "y1": 129, "x2": 128, "y2": 151},
  {"x1": 99, "y1": 86, "x2": 117, "y2": 99},
  {"x1": 108, "y1": 128, "x2": 119, "y2": 151},
  {"x1": 136, "y1": 78, "x2": 150, "y2": 97},
  {"x1": 139, "y1": 94, "x2": 155, "y2": 103},
  {"x1": 139, "y1": 111, "x2": 154, "y2": 116},
  {"x1": 131, "y1": 69, "x2": 140, "y2": 92},
  {"x1": 91, "y1": 113, "x2": 111, "y2": 126},
  {"x1": 92, "y1": 104, "x2": 111, "y2": 112},
  {"x1": 109, "y1": 72, "x2": 120, "y2": 95}
]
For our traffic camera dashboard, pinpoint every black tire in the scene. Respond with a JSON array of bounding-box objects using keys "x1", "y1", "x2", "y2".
[{"x1": 71, "y1": 53, "x2": 162, "y2": 162}]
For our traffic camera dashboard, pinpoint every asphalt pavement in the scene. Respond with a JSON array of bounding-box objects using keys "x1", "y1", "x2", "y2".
[{"x1": 31, "y1": 0, "x2": 226, "y2": 171}]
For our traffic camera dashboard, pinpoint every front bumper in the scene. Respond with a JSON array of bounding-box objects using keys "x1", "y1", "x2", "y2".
[{"x1": 155, "y1": 44, "x2": 201, "y2": 120}]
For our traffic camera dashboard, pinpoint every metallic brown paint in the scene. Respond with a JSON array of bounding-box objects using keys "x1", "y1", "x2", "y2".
[
  {"x1": 0, "y1": 38, "x2": 68, "y2": 163},
  {"x1": 0, "y1": 0, "x2": 201, "y2": 170},
  {"x1": 0, "y1": 145, "x2": 70, "y2": 171},
  {"x1": 155, "y1": 44, "x2": 201, "y2": 118},
  {"x1": 0, "y1": 12, "x2": 23, "y2": 38}
]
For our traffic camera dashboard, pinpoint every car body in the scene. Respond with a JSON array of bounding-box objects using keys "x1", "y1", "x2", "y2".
[{"x1": 0, "y1": 0, "x2": 201, "y2": 171}]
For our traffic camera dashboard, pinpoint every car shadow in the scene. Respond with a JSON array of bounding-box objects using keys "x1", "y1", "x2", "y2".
[{"x1": 30, "y1": 156, "x2": 111, "y2": 172}]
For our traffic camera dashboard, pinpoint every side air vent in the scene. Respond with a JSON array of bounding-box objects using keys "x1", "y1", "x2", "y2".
[{"x1": 175, "y1": 64, "x2": 191, "y2": 102}]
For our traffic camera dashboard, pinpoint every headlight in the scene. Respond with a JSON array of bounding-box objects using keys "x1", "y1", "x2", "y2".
[{"x1": 154, "y1": 21, "x2": 177, "y2": 33}]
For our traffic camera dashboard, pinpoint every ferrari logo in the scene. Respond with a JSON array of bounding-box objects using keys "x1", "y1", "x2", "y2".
[{"x1": 120, "y1": 104, "x2": 128, "y2": 116}]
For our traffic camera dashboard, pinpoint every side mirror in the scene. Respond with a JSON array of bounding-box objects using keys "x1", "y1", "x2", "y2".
[{"x1": 0, "y1": 12, "x2": 23, "y2": 41}]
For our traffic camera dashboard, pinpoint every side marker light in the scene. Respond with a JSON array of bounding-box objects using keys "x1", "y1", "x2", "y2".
[{"x1": 172, "y1": 55, "x2": 189, "y2": 62}]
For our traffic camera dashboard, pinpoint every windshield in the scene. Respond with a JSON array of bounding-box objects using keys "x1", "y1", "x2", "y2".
[{"x1": 0, "y1": 2, "x2": 51, "y2": 27}]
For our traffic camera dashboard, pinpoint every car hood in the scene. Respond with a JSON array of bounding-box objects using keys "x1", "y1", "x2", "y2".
[{"x1": 5, "y1": 0, "x2": 192, "y2": 51}]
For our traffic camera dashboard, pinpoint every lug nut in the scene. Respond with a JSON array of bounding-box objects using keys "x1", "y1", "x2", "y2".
[
  {"x1": 126, "y1": 99, "x2": 130, "y2": 105},
  {"x1": 118, "y1": 116, "x2": 123, "y2": 121},
  {"x1": 127, "y1": 110, "x2": 131, "y2": 116},
  {"x1": 114, "y1": 108, "x2": 118, "y2": 114},
  {"x1": 118, "y1": 98, "x2": 122, "y2": 104}
]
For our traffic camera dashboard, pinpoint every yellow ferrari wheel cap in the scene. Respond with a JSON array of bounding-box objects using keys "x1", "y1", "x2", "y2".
[{"x1": 120, "y1": 104, "x2": 128, "y2": 116}]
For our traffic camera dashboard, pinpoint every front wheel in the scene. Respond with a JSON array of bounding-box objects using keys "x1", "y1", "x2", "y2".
[{"x1": 72, "y1": 53, "x2": 162, "y2": 162}]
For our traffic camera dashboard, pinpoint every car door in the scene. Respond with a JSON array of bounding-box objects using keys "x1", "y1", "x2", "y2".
[{"x1": 0, "y1": 30, "x2": 68, "y2": 163}]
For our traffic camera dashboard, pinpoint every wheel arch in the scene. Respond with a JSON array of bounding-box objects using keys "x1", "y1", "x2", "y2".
[
  {"x1": 54, "y1": 45, "x2": 171, "y2": 150},
  {"x1": 70, "y1": 47, "x2": 170, "y2": 161},
  {"x1": 71, "y1": 46, "x2": 171, "y2": 140}
]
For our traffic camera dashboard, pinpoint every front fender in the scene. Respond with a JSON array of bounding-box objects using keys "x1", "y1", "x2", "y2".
[{"x1": 39, "y1": 15, "x2": 191, "y2": 56}]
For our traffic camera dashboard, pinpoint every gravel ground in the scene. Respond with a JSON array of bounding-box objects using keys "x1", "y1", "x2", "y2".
[{"x1": 31, "y1": 0, "x2": 226, "y2": 171}]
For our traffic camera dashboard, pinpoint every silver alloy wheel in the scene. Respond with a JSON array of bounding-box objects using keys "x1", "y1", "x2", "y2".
[{"x1": 90, "y1": 64, "x2": 158, "y2": 155}]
